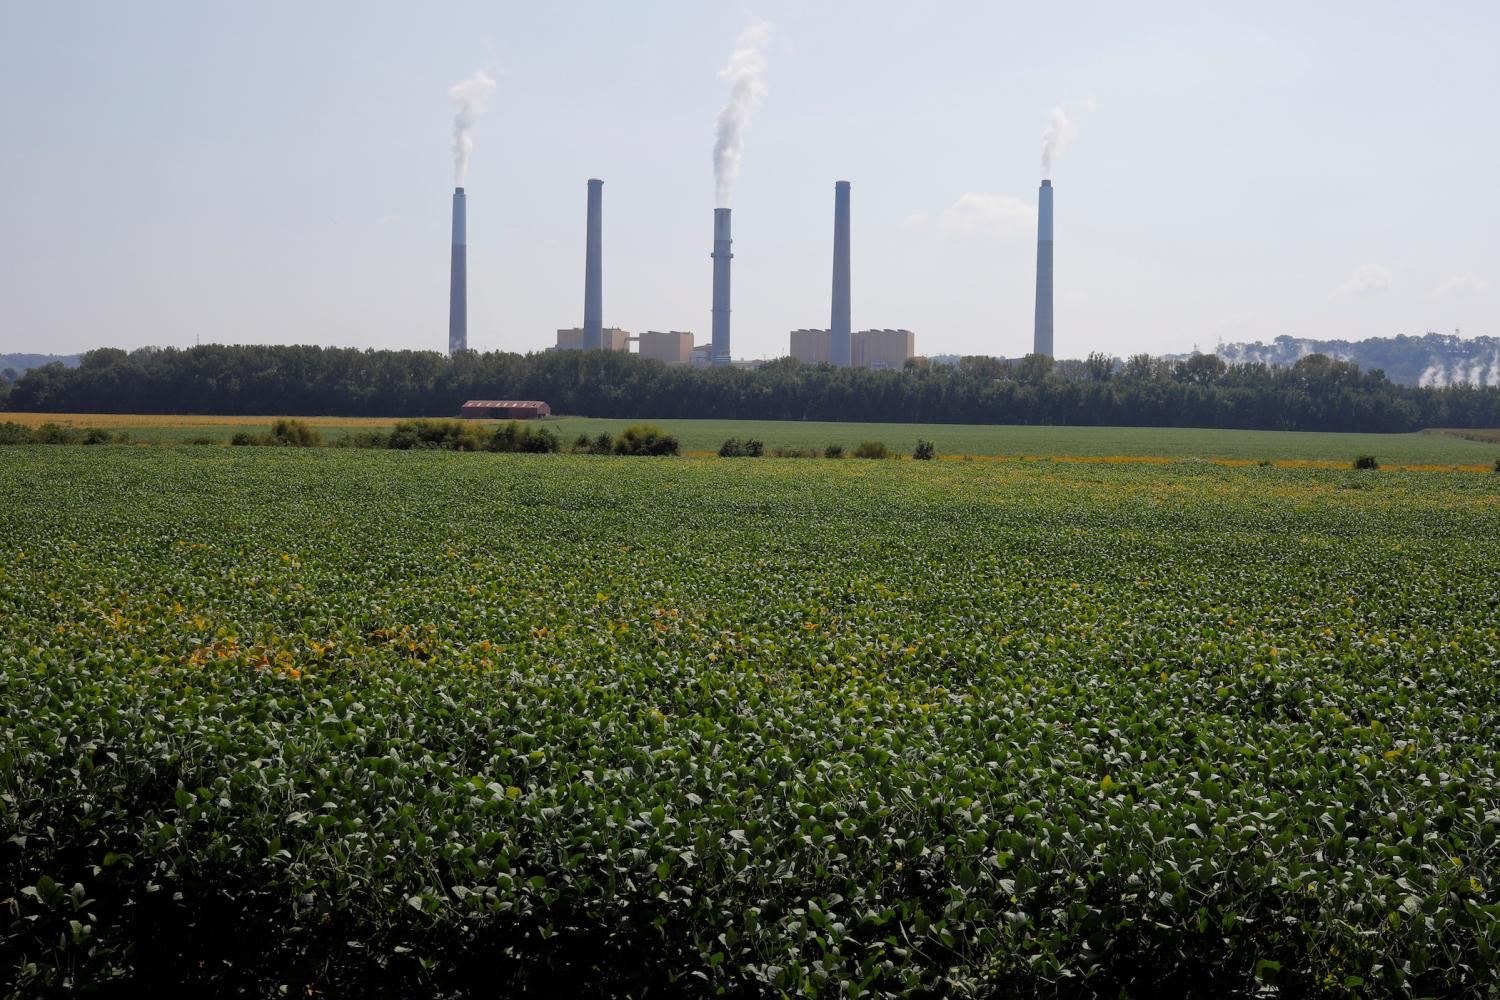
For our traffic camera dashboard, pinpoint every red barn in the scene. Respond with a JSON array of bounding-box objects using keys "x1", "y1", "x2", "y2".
[{"x1": 459, "y1": 400, "x2": 552, "y2": 420}]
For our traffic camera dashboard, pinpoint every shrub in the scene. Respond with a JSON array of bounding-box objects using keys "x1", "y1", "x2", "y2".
[
  {"x1": 82, "y1": 428, "x2": 116, "y2": 446},
  {"x1": 270, "y1": 418, "x2": 322, "y2": 447},
  {"x1": 614, "y1": 424, "x2": 679, "y2": 457},
  {"x1": 230, "y1": 432, "x2": 259, "y2": 446},
  {"x1": 387, "y1": 419, "x2": 486, "y2": 452},
  {"x1": 0, "y1": 422, "x2": 33, "y2": 445},
  {"x1": 571, "y1": 433, "x2": 614, "y2": 455},
  {"x1": 32, "y1": 423, "x2": 82, "y2": 445},
  {"x1": 823, "y1": 444, "x2": 844, "y2": 459},
  {"x1": 489, "y1": 422, "x2": 560, "y2": 454},
  {"x1": 1353, "y1": 454, "x2": 1379, "y2": 470},
  {"x1": 718, "y1": 438, "x2": 764, "y2": 458},
  {"x1": 913, "y1": 439, "x2": 936, "y2": 461},
  {"x1": 1493, "y1": 457, "x2": 1500, "y2": 473},
  {"x1": 1258, "y1": 459, "x2": 1273, "y2": 467},
  {"x1": 852, "y1": 440, "x2": 890, "y2": 460},
  {"x1": 770, "y1": 447, "x2": 818, "y2": 458},
  {"x1": 184, "y1": 436, "x2": 216, "y2": 446}
]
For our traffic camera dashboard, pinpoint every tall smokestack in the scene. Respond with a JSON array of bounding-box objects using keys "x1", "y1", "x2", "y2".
[
  {"x1": 829, "y1": 180, "x2": 852, "y2": 367},
  {"x1": 448, "y1": 187, "x2": 467, "y2": 355},
  {"x1": 1033, "y1": 179, "x2": 1053, "y2": 358},
  {"x1": 711, "y1": 208, "x2": 732, "y2": 365},
  {"x1": 583, "y1": 179, "x2": 604, "y2": 350}
]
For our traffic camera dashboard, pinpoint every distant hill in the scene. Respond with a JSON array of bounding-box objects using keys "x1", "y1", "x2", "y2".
[
  {"x1": 1, "y1": 353, "x2": 80, "y2": 377},
  {"x1": 1202, "y1": 334, "x2": 1500, "y2": 387}
]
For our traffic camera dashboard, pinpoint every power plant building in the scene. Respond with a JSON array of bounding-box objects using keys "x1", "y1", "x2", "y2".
[
  {"x1": 556, "y1": 327, "x2": 629, "y2": 352},
  {"x1": 853, "y1": 329, "x2": 914, "y2": 370},
  {"x1": 829, "y1": 181, "x2": 853, "y2": 367},
  {"x1": 637, "y1": 331, "x2": 694, "y2": 366},
  {"x1": 791, "y1": 328, "x2": 833, "y2": 365},
  {"x1": 791, "y1": 328, "x2": 915, "y2": 369},
  {"x1": 710, "y1": 209, "x2": 733, "y2": 365}
]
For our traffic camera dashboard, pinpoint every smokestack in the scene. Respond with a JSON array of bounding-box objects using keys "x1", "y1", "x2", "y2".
[
  {"x1": 448, "y1": 187, "x2": 467, "y2": 355},
  {"x1": 583, "y1": 179, "x2": 604, "y2": 350},
  {"x1": 1033, "y1": 179, "x2": 1053, "y2": 358},
  {"x1": 711, "y1": 208, "x2": 732, "y2": 365},
  {"x1": 829, "y1": 181, "x2": 851, "y2": 367}
]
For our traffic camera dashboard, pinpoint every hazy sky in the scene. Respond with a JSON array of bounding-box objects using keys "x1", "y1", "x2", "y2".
[{"x1": 2, "y1": 1, "x2": 1497, "y2": 360}]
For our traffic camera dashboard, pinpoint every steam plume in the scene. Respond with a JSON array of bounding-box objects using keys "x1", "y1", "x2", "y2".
[
  {"x1": 1041, "y1": 100, "x2": 1092, "y2": 176},
  {"x1": 449, "y1": 70, "x2": 496, "y2": 186},
  {"x1": 713, "y1": 21, "x2": 771, "y2": 207}
]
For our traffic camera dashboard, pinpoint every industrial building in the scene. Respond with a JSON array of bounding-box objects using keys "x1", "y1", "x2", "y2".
[
  {"x1": 555, "y1": 327, "x2": 630, "y2": 352},
  {"x1": 637, "y1": 331, "x2": 694, "y2": 366},
  {"x1": 791, "y1": 329, "x2": 833, "y2": 365},
  {"x1": 829, "y1": 181, "x2": 852, "y2": 367},
  {"x1": 853, "y1": 329, "x2": 915, "y2": 370},
  {"x1": 791, "y1": 328, "x2": 914, "y2": 369},
  {"x1": 460, "y1": 400, "x2": 551, "y2": 420}
]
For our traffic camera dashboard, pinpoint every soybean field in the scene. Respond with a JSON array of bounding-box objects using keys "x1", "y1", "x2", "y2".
[{"x1": 1, "y1": 447, "x2": 1497, "y2": 997}]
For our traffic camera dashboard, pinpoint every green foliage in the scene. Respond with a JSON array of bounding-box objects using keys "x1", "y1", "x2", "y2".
[
  {"x1": 571, "y1": 432, "x2": 614, "y2": 455},
  {"x1": 488, "y1": 421, "x2": 559, "y2": 454},
  {"x1": 851, "y1": 440, "x2": 890, "y2": 459},
  {"x1": 612, "y1": 424, "x2": 679, "y2": 457},
  {"x1": 912, "y1": 439, "x2": 936, "y2": 460},
  {"x1": 1494, "y1": 457, "x2": 1499, "y2": 473},
  {"x1": 1353, "y1": 454, "x2": 1379, "y2": 470},
  {"x1": 718, "y1": 438, "x2": 763, "y2": 458},
  {"x1": 31, "y1": 422, "x2": 83, "y2": 444},
  {"x1": 0, "y1": 421, "x2": 34, "y2": 444},
  {"x1": 388, "y1": 419, "x2": 488, "y2": 451},
  {"x1": 8, "y1": 342, "x2": 1500, "y2": 432},
  {"x1": 769, "y1": 446, "x2": 819, "y2": 458},
  {"x1": 269, "y1": 418, "x2": 321, "y2": 447},
  {"x1": 2, "y1": 450, "x2": 1498, "y2": 996},
  {"x1": 823, "y1": 443, "x2": 844, "y2": 459}
]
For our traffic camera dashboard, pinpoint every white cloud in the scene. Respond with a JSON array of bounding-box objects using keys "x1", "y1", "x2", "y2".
[
  {"x1": 1434, "y1": 273, "x2": 1487, "y2": 296},
  {"x1": 1331, "y1": 264, "x2": 1392, "y2": 298},
  {"x1": 935, "y1": 192, "x2": 1034, "y2": 236}
]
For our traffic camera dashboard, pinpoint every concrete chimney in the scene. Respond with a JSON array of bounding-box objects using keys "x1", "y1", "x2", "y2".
[
  {"x1": 711, "y1": 208, "x2": 732, "y2": 365},
  {"x1": 1033, "y1": 179, "x2": 1054, "y2": 358},
  {"x1": 583, "y1": 179, "x2": 604, "y2": 351},
  {"x1": 829, "y1": 181, "x2": 852, "y2": 367},
  {"x1": 448, "y1": 187, "x2": 467, "y2": 355}
]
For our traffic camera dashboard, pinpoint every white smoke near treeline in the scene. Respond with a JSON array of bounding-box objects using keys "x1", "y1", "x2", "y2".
[
  {"x1": 713, "y1": 21, "x2": 771, "y2": 207},
  {"x1": 449, "y1": 70, "x2": 497, "y2": 186}
]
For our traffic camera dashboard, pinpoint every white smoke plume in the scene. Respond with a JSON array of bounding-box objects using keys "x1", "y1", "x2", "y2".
[
  {"x1": 1418, "y1": 362, "x2": 1448, "y2": 388},
  {"x1": 713, "y1": 21, "x2": 771, "y2": 207},
  {"x1": 1041, "y1": 107, "x2": 1075, "y2": 176},
  {"x1": 1488, "y1": 352, "x2": 1500, "y2": 387},
  {"x1": 449, "y1": 70, "x2": 496, "y2": 186}
]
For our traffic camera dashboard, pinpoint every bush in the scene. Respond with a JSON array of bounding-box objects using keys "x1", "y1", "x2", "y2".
[
  {"x1": 489, "y1": 421, "x2": 560, "y2": 454},
  {"x1": 184, "y1": 436, "x2": 216, "y2": 446},
  {"x1": 614, "y1": 424, "x2": 679, "y2": 457},
  {"x1": 823, "y1": 444, "x2": 844, "y2": 459},
  {"x1": 32, "y1": 423, "x2": 82, "y2": 445},
  {"x1": 336, "y1": 430, "x2": 392, "y2": 449},
  {"x1": 770, "y1": 447, "x2": 818, "y2": 458},
  {"x1": 718, "y1": 438, "x2": 764, "y2": 458},
  {"x1": 388, "y1": 419, "x2": 487, "y2": 452},
  {"x1": 230, "y1": 432, "x2": 259, "y2": 446},
  {"x1": 852, "y1": 440, "x2": 890, "y2": 460},
  {"x1": 0, "y1": 422, "x2": 34, "y2": 445},
  {"x1": 82, "y1": 428, "x2": 116, "y2": 446},
  {"x1": 571, "y1": 433, "x2": 614, "y2": 455},
  {"x1": 269, "y1": 418, "x2": 322, "y2": 447},
  {"x1": 913, "y1": 439, "x2": 936, "y2": 461},
  {"x1": 1494, "y1": 458, "x2": 1500, "y2": 473},
  {"x1": 1353, "y1": 454, "x2": 1379, "y2": 470}
]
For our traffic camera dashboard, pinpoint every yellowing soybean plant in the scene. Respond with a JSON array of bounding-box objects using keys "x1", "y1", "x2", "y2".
[{"x1": 2, "y1": 447, "x2": 1497, "y2": 998}]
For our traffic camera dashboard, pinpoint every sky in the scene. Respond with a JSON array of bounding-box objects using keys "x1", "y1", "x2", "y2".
[{"x1": 1, "y1": 1, "x2": 1498, "y2": 361}]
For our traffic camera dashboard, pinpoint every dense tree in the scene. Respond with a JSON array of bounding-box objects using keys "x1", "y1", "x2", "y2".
[{"x1": 5, "y1": 344, "x2": 1499, "y2": 432}]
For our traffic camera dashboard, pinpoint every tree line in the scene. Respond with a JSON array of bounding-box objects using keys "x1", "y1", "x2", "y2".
[{"x1": 4, "y1": 344, "x2": 1500, "y2": 432}]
